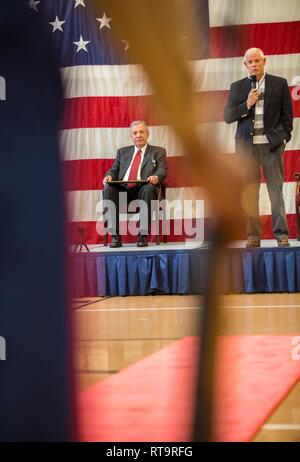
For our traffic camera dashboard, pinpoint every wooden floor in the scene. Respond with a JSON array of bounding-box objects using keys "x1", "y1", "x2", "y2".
[{"x1": 73, "y1": 293, "x2": 300, "y2": 442}]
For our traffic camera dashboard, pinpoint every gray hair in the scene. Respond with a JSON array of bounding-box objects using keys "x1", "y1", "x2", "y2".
[
  {"x1": 244, "y1": 47, "x2": 265, "y2": 62},
  {"x1": 129, "y1": 120, "x2": 149, "y2": 132}
]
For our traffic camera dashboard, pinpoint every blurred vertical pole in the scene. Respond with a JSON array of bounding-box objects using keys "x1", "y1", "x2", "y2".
[
  {"x1": 0, "y1": 1, "x2": 73, "y2": 441},
  {"x1": 193, "y1": 1, "x2": 247, "y2": 440},
  {"x1": 192, "y1": 234, "x2": 224, "y2": 441}
]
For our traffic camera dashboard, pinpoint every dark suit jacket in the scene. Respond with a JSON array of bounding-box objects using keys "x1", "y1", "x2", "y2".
[
  {"x1": 224, "y1": 73, "x2": 293, "y2": 151},
  {"x1": 105, "y1": 144, "x2": 167, "y2": 182}
]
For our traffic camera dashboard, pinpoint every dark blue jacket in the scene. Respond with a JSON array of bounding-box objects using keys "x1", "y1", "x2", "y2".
[{"x1": 224, "y1": 73, "x2": 293, "y2": 151}]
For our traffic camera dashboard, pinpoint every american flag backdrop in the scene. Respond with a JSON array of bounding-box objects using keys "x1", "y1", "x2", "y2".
[{"x1": 33, "y1": 0, "x2": 300, "y2": 243}]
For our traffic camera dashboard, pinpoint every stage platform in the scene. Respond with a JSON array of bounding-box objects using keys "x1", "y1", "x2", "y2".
[{"x1": 71, "y1": 240, "x2": 300, "y2": 297}]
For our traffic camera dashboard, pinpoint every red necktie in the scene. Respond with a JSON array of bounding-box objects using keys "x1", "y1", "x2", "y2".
[{"x1": 127, "y1": 149, "x2": 142, "y2": 187}]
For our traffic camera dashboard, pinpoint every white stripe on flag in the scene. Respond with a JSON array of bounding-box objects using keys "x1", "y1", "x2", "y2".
[
  {"x1": 61, "y1": 118, "x2": 300, "y2": 161},
  {"x1": 61, "y1": 54, "x2": 300, "y2": 98},
  {"x1": 67, "y1": 187, "x2": 205, "y2": 222},
  {"x1": 259, "y1": 182, "x2": 296, "y2": 215},
  {"x1": 198, "y1": 118, "x2": 300, "y2": 154},
  {"x1": 66, "y1": 183, "x2": 296, "y2": 222},
  {"x1": 60, "y1": 125, "x2": 183, "y2": 161},
  {"x1": 61, "y1": 64, "x2": 152, "y2": 98},
  {"x1": 208, "y1": 0, "x2": 300, "y2": 27},
  {"x1": 191, "y1": 54, "x2": 300, "y2": 92}
]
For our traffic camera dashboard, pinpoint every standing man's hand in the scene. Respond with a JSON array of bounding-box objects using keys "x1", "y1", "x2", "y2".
[
  {"x1": 147, "y1": 175, "x2": 159, "y2": 185},
  {"x1": 103, "y1": 175, "x2": 112, "y2": 185},
  {"x1": 247, "y1": 89, "x2": 260, "y2": 109}
]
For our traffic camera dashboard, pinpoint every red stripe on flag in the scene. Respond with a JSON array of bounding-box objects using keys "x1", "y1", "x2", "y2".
[
  {"x1": 63, "y1": 156, "x2": 202, "y2": 190},
  {"x1": 260, "y1": 214, "x2": 296, "y2": 239},
  {"x1": 210, "y1": 21, "x2": 300, "y2": 58},
  {"x1": 63, "y1": 151, "x2": 300, "y2": 191},
  {"x1": 61, "y1": 89, "x2": 300, "y2": 128},
  {"x1": 61, "y1": 95, "x2": 166, "y2": 129},
  {"x1": 62, "y1": 159, "x2": 113, "y2": 191},
  {"x1": 279, "y1": 150, "x2": 300, "y2": 182},
  {"x1": 68, "y1": 214, "x2": 297, "y2": 244},
  {"x1": 69, "y1": 219, "x2": 209, "y2": 245}
]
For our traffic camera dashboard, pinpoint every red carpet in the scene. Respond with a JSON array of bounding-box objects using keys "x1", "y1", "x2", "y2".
[{"x1": 78, "y1": 335, "x2": 300, "y2": 442}]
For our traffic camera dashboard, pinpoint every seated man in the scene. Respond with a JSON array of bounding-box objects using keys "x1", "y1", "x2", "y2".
[{"x1": 102, "y1": 120, "x2": 167, "y2": 247}]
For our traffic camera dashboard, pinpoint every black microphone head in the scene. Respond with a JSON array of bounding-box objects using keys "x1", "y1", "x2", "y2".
[{"x1": 250, "y1": 75, "x2": 257, "y2": 89}]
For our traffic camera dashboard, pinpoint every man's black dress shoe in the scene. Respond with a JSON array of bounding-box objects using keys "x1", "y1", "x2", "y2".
[
  {"x1": 137, "y1": 235, "x2": 148, "y2": 247},
  {"x1": 109, "y1": 235, "x2": 122, "y2": 248}
]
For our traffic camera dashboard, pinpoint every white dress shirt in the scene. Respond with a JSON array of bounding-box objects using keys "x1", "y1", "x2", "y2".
[{"x1": 122, "y1": 144, "x2": 147, "y2": 181}]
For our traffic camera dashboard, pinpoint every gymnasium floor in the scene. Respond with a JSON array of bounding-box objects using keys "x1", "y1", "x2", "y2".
[{"x1": 73, "y1": 293, "x2": 300, "y2": 442}]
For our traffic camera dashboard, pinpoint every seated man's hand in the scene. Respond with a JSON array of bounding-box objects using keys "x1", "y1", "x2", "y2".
[
  {"x1": 147, "y1": 175, "x2": 159, "y2": 185},
  {"x1": 103, "y1": 175, "x2": 112, "y2": 185}
]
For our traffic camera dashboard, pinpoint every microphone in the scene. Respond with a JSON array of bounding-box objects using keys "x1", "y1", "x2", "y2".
[
  {"x1": 250, "y1": 75, "x2": 257, "y2": 90},
  {"x1": 250, "y1": 75, "x2": 258, "y2": 110}
]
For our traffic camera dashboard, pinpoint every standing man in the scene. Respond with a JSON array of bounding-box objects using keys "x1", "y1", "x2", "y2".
[
  {"x1": 224, "y1": 47, "x2": 293, "y2": 247},
  {"x1": 102, "y1": 120, "x2": 167, "y2": 247}
]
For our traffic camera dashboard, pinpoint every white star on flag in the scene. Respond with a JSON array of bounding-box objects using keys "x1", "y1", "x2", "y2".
[
  {"x1": 74, "y1": 0, "x2": 86, "y2": 8},
  {"x1": 28, "y1": 0, "x2": 40, "y2": 12},
  {"x1": 49, "y1": 16, "x2": 66, "y2": 33},
  {"x1": 96, "y1": 13, "x2": 112, "y2": 30},
  {"x1": 73, "y1": 35, "x2": 90, "y2": 53}
]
